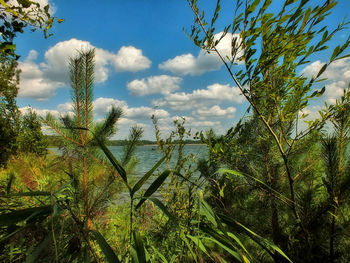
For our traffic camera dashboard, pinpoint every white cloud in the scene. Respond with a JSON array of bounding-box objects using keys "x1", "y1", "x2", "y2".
[
  {"x1": 159, "y1": 32, "x2": 242, "y2": 75},
  {"x1": 194, "y1": 105, "x2": 236, "y2": 119},
  {"x1": 93, "y1": 97, "x2": 128, "y2": 115},
  {"x1": 325, "y1": 81, "x2": 347, "y2": 104},
  {"x1": 125, "y1": 107, "x2": 169, "y2": 119},
  {"x1": 127, "y1": 75, "x2": 182, "y2": 96},
  {"x1": 152, "y1": 83, "x2": 243, "y2": 110},
  {"x1": 18, "y1": 53, "x2": 62, "y2": 100},
  {"x1": 302, "y1": 58, "x2": 350, "y2": 104},
  {"x1": 111, "y1": 46, "x2": 151, "y2": 72},
  {"x1": 92, "y1": 97, "x2": 169, "y2": 120},
  {"x1": 18, "y1": 39, "x2": 151, "y2": 100},
  {"x1": 19, "y1": 106, "x2": 60, "y2": 117}
]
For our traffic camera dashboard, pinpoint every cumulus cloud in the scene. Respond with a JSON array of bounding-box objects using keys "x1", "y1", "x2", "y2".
[
  {"x1": 111, "y1": 46, "x2": 151, "y2": 72},
  {"x1": 302, "y1": 58, "x2": 350, "y2": 103},
  {"x1": 152, "y1": 83, "x2": 243, "y2": 110},
  {"x1": 93, "y1": 97, "x2": 128, "y2": 115},
  {"x1": 194, "y1": 105, "x2": 236, "y2": 119},
  {"x1": 18, "y1": 52, "x2": 63, "y2": 100},
  {"x1": 19, "y1": 106, "x2": 60, "y2": 117},
  {"x1": 91, "y1": 97, "x2": 169, "y2": 120},
  {"x1": 127, "y1": 75, "x2": 182, "y2": 96},
  {"x1": 125, "y1": 107, "x2": 169, "y2": 119},
  {"x1": 18, "y1": 39, "x2": 151, "y2": 100},
  {"x1": 159, "y1": 32, "x2": 242, "y2": 75}
]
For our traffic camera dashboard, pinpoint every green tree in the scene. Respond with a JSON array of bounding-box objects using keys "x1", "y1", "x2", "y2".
[
  {"x1": 187, "y1": 0, "x2": 350, "y2": 261},
  {"x1": 17, "y1": 109, "x2": 48, "y2": 155},
  {"x1": 0, "y1": 0, "x2": 61, "y2": 165},
  {"x1": 0, "y1": 0, "x2": 62, "y2": 58},
  {"x1": 0, "y1": 53, "x2": 20, "y2": 166}
]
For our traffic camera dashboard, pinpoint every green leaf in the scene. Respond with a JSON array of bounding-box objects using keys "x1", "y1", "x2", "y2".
[
  {"x1": 148, "y1": 198, "x2": 176, "y2": 222},
  {"x1": 6, "y1": 172, "x2": 15, "y2": 195},
  {"x1": 95, "y1": 137, "x2": 128, "y2": 188},
  {"x1": 187, "y1": 235, "x2": 211, "y2": 258},
  {"x1": 131, "y1": 156, "x2": 166, "y2": 196},
  {"x1": 135, "y1": 170, "x2": 171, "y2": 209},
  {"x1": 218, "y1": 169, "x2": 292, "y2": 204},
  {"x1": 202, "y1": 236, "x2": 243, "y2": 262},
  {"x1": 17, "y1": 0, "x2": 32, "y2": 8},
  {"x1": 316, "y1": 64, "x2": 327, "y2": 78},
  {"x1": 133, "y1": 231, "x2": 147, "y2": 263},
  {"x1": 199, "y1": 224, "x2": 243, "y2": 262},
  {"x1": 26, "y1": 235, "x2": 52, "y2": 263},
  {"x1": 199, "y1": 200, "x2": 217, "y2": 227},
  {"x1": 91, "y1": 230, "x2": 120, "y2": 263},
  {"x1": 150, "y1": 246, "x2": 168, "y2": 263},
  {"x1": 180, "y1": 231, "x2": 198, "y2": 263},
  {"x1": 310, "y1": 86, "x2": 325, "y2": 98},
  {"x1": 0, "y1": 206, "x2": 52, "y2": 227},
  {"x1": 2, "y1": 191, "x2": 51, "y2": 197}
]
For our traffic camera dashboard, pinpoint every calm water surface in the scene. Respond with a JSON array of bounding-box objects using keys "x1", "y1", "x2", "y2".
[
  {"x1": 49, "y1": 145, "x2": 208, "y2": 199},
  {"x1": 110, "y1": 145, "x2": 207, "y2": 177}
]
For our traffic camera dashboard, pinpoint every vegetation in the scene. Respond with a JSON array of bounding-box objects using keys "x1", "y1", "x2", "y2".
[{"x1": 0, "y1": 0, "x2": 350, "y2": 262}]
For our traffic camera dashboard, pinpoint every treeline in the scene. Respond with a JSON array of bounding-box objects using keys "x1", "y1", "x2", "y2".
[{"x1": 47, "y1": 135, "x2": 203, "y2": 147}]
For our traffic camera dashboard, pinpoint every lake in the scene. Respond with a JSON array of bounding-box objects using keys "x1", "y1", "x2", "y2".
[
  {"x1": 48, "y1": 144, "x2": 208, "y2": 199},
  {"x1": 110, "y1": 144, "x2": 208, "y2": 177}
]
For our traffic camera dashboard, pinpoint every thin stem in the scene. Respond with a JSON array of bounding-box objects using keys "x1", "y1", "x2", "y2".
[
  {"x1": 129, "y1": 197, "x2": 134, "y2": 258},
  {"x1": 83, "y1": 155, "x2": 88, "y2": 224}
]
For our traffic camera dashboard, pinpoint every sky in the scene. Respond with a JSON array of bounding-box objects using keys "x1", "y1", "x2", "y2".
[{"x1": 14, "y1": 0, "x2": 350, "y2": 140}]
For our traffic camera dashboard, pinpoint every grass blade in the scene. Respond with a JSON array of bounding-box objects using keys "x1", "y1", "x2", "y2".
[
  {"x1": 2, "y1": 191, "x2": 51, "y2": 197},
  {"x1": 0, "y1": 206, "x2": 52, "y2": 227},
  {"x1": 135, "y1": 170, "x2": 171, "y2": 209},
  {"x1": 131, "y1": 156, "x2": 166, "y2": 196},
  {"x1": 148, "y1": 197, "x2": 177, "y2": 223},
  {"x1": 133, "y1": 231, "x2": 147, "y2": 263},
  {"x1": 26, "y1": 235, "x2": 52, "y2": 263},
  {"x1": 91, "y1": 230, "x2": 120, "y2": 263},
  {"x1": 95, "y1": 137, "x2": 128, "y2": 188}
]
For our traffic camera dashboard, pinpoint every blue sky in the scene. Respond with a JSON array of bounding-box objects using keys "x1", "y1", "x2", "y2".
[{"x1": 14, "y1": 0, "x2": 350, "y2": 140}]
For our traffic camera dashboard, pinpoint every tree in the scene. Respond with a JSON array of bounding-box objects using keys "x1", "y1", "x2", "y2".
[
  {"x1": 17, "y1": 109, "x2": 48, "y2": 155},
  {"x1": 187, "y1": 0, "x2": 350, "y2": 261},
  {"x1": 0, "y1": 52, "x2": 20, "y2": 166},
  {"x1": 0, "y1": 0, "x2": 63, "y2": 58},
  {"x1": 0, "y1": 0, "x2": 62, "y2": 165}
]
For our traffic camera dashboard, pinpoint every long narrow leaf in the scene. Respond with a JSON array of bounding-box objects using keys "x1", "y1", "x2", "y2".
[
  {"x1": 131, "y1": 156, "x2": 166, "y2": 196},
  {"x1": 135, "y1": 170, "x2": 171, "y2": 209},
  {"x1": 202, "y1": 236, "x2": 243, "y2": 262},
  {"x1": 2, "y1": 191, "x2": 51, "y2": 197},
  {"x1": 150, "y1": 245, "x2": 168, "y2": 263},
  {"x1": 26, "y1": 235, "x2": 52, "y2": 263},
  {"x1": 95, "y1": 137, "x2": 128, "y2": 187},
  {"x1": 0, "y1": 206, "x2": 52, "y2": 227},
  {"x1": 133, "y1": 231, "x2": 147, "y2": 263},
  {"x1": 187, "y1": 235, "x2": 211, "y2": 258},
  {"x1": 91, "y1": 230, "x2": 120, "y2": 263},
  {"x1": 219, "y1": 169, "x2": 292, "y2": 204},
  {"x1": 219, "y1": 214, "x2": 292, "y2": 263},
  {"x1": 148, "y1": 198, "x2": 177, "y2": 223}
]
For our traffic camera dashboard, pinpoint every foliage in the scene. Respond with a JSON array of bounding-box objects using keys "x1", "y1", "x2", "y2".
[
  {"x1": 17, "y1": 109, "x2": 48, "y2": 156},
  {"x1": 187, "y1": 0, "x2": 350, "y2": 262},
  {"x1": 0, "y1": 0, "x2": 63, "y2": 58},
  {"x1": 0, "y1": 52, "x2": 20, "y2": 166}
]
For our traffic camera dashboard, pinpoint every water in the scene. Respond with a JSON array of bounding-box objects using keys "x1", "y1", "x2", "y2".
[
  {"x1": 48, "y1": 144, "x2": 208, "y2": 200},
  {"x1": 109, "y1": 144, "x2": 207, "y2": 177}
]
